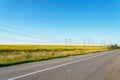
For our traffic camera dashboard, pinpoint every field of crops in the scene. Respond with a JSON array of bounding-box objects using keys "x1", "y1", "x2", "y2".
[
  {"x1": 0, "y1": 44, "x2": 107, "y2": 51},
  {"x1": 0, "y1": 45, "x2": 108, "y2": 67}
]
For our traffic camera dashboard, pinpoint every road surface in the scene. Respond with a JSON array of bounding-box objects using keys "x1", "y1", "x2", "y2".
[{"x1": 0, "y1": 50, "x2": 120, "y2": 80}]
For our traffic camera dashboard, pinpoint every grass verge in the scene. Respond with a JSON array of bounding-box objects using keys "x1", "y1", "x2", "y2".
[{"x1": 0, "y1": 49, "x2": 108, "y2": 67}]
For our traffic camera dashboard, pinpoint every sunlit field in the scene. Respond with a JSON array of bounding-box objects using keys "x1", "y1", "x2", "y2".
[
  {"x1": 0, "y1": 45, "x2": 107, "y2": 50},
  {"x1": 0, "y1": 45, "x2": 108, "y2": 67}
]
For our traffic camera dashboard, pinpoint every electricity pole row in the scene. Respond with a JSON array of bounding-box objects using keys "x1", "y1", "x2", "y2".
[
  {"x1": 83, "y1": 39, "x2": 91, "y2": 46},
  {"x1": 83, "y1": 39, "x2": 107, "y2": 46}
]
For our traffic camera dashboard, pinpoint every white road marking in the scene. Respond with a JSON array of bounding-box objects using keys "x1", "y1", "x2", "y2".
[{"x1": 8, "y1": 52, "x2": 110, "y2": 80}]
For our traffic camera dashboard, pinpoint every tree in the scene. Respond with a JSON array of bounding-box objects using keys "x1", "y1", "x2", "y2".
[{"x1": 108, "y1": 44, "x2": 119, "y2": 49}]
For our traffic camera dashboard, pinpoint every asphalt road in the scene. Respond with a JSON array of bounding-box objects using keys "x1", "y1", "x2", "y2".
[{"x1": 0, "y1": 50, "x2": 120, "y2": 80}]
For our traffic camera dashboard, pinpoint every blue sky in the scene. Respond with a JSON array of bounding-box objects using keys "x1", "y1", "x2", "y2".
[{"x1": 0, "y1": 0, "x2": 120, "y2": 45}]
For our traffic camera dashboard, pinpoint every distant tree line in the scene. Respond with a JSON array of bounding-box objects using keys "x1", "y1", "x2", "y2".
[{"x1": 108, "y1": 44, "x2": 120, "y2": 49}]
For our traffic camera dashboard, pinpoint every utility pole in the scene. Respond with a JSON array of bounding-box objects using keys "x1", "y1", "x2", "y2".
[
  {"x1": 65, "y1": 39, "x2": 68, "y2": 49},
  {"x1": 101, "y1": 41, "x2": 103, "y2": 46},
  {"x1": 69, "y1": 39, "x2": 71, "y2": 47},
  {"x1": 103, "y1": 41, "x2": 106, "y2": 46},
  {"x1": 101, "y1": 41, "x2": 106, "y2": 46},
  {"x1": 83, "y1": 39, "x2": 86, "y2": 47},
  {"x1": 88, "y1": 39, "x2": 91, "y2": 46}
]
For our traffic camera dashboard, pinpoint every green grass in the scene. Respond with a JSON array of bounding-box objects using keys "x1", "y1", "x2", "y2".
[{"x1": 0, "y1": 45, "x2": 108, "y2": 67}]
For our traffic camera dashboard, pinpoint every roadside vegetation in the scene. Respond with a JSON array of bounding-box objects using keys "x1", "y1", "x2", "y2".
[
  {"x1": 0, "y1": 45, "x2": 109, "y2": 67},
  {"x1": 108, "y1": 44, "x2": 120, "y2": 50}
]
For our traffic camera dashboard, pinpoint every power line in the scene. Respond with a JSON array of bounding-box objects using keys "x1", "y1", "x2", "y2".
[
  {"x1": 1, "y1": 24, "x2": 102, "y2": 45},
  {"x1": 0, "y1": 28, "x2": 50, "y2": 41},
  {"x1": 0, "y1": 36, "x2": 48, "y2": 43},
  {"x1": 0, "y1": 24, "x2": 54, "y2": 38},
  {"x1": 0, "y1": 27, "x2": 65, "y2": 44},
  {"x1": 1, "y1": 24, "x2": 92, "y2": 45},
  {"x1": 0, "y1": 24, "x2": 64, "y2": 42}
]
